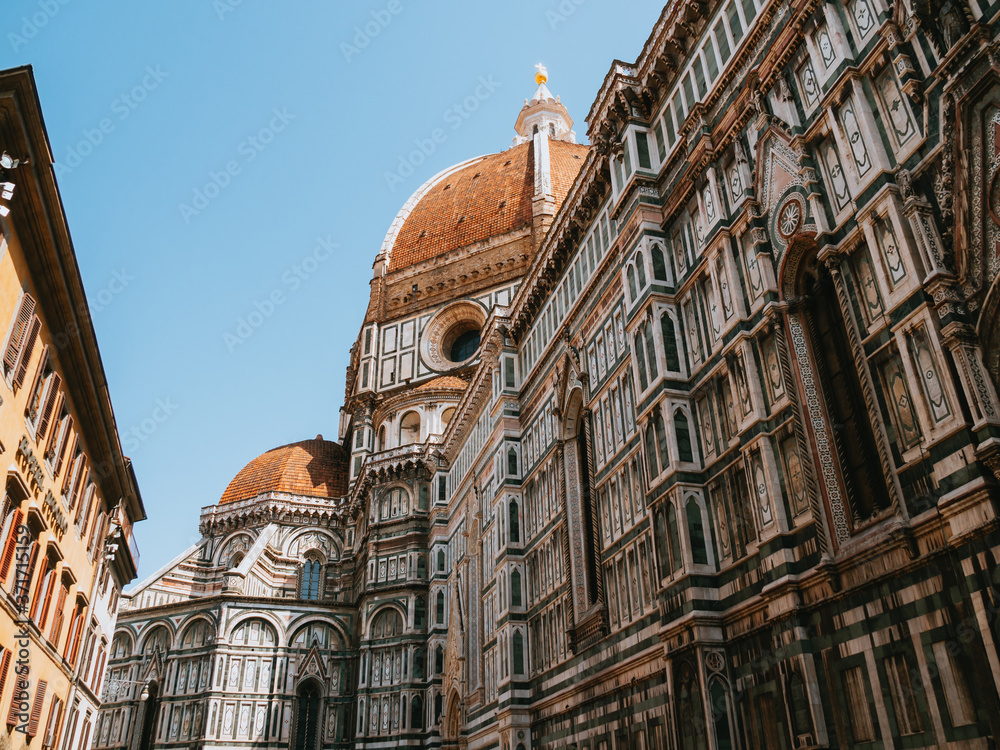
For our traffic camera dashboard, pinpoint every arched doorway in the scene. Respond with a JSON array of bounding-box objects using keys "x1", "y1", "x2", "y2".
[
  {"x1": 292, "y1": 680, "x2": 322, "y2": 750},
  {"x1": 136, "y1": 682, "x2": 160, "y2": 750}
]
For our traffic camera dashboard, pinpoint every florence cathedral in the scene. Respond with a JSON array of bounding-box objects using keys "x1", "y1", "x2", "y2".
[{"x1": 96, "y1": 0, "x2": 1000, "y2": 748}]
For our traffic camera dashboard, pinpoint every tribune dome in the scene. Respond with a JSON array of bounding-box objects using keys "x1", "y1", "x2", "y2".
[{"x1": 220, "y1": 437, "x2": 348, "y2": 505}]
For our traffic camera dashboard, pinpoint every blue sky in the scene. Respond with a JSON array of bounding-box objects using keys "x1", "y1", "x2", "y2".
[{"x1": 1, "y1": 0, "x2": 666, "y2": 580}]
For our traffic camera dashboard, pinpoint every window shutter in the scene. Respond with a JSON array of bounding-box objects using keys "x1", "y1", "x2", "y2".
[
  {"x1": 5, "y1": 672, "x2": 22, "y2": 726},
  {"x1": 69, "y1": 607, "x2": 86, "y2": 666},
  {"x1": 21, "y1": 542, "x2": 39, "y2": 604},
  {"x1": 3, "y1": 294, "x2": 35, "y2": 372},
  {"x1": 49, "y1": 584, "x2": 67, "y2": 648},
  {"x1": 51, "y1": 419, "x2": 73, "y2": 479},
  {"x1": 35, "y1": 375, "x2": 61, "y2": 441},
  {"x1": 0, "y1": 508, "x2": 23, "y2": 582},
  {"x1": 43, "y1": 696, "x2": 62, "y2": 748},
  {"x1": 13, "y1": 316, "x2": 41, "y2": 388},
  {"x1": 38, "y1": 569, "x2": 57, "y2": 630},
  {"x1": 0, "y1": 650, "x2": 10, "y2": 706},
  {"x1": 29, "y1": 555, "x2": 49, "y2": 621},
  {"x1": 75, "y1": 481, "x2": 93, "y2": 531},
  {"x1": 26, "y1": 680, "x2": 46, "y2": 736}
]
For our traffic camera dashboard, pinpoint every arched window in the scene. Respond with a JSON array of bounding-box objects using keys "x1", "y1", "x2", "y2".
[
  {"x1": 437, "y1": 549, "x2": 445, "y2": 572},
  {"x1": 370, "y1": 608, "x2": 403, "y2": 639},
  {"x1": 415, "y1": 597, "x2": 426, "y2": 629},
  {"x1": 654, "y1": 509, "x2": 667, "y2": 578},
  {"x1": 508, "y1": 501, "x2": 520, "y2": 544},
  {"x1": 645, "y1": 424, "x2": 659, "y2": 478},
  {"x1": 417, "y1": 556, "x2": 426, "y2": 579},
  {"x1": 660, "y1": 313, "x2": 680, "y2": 371},
  {"x1": 399, "y1": 411, "x2": 421, "y2": 445},
  {"x1": 709, "y1": 678, "x2": 734, "y2": 750},
  {"x1": 436, "y1": 591, "x2": 445, "y2": 624},
  {"x1": 675, "y1": 410, "x2": 693, "y2": 463},
  {"x1": 510, "y1": 570, "x2": 522, "y2": 607},
  {"x1": 635, "y1": 252, "x2": 648, "y2": 288},
  {"x1": 513, "y1": 631, "x2": 525, "y2": 674},
  {"x1": 441, "y1": 407, "x2": 455, "y2": 429},
  {"x1": 413, "y1": 648, "x2": 425, "y2": 679},
  {"x1": 377, "y1": 425, "x2": 386, "y2": 451},
  {"x1": 635, "y1": 332, "x2": 649, "y2": 390},
  {"x1": 627, "y1": 266, "x2": 638, "y2": 301},
  {"x1": 686, "y1": 497, "x2": 708, "y2": 566},
  {"x1": 652, "y1": 244, "x2": 668, "y2": 281},
  {"x1": 644, "y1": 321, "x2": 659, "y2": 380},
  {"x1": 676, "y1": 660, "x2": 708, "y2": 750},
  {"x1": 667, "y1": 504, "x2": 682, "y2": 572},
  {"x1": 507, "y1": 447, "x2": 518, "y2": 477},
  {"x1": 804, "y1": 265, "x2": 891, "y2": 523},
  {"x1": 410, "y1": 696, "x2": 423, "y2": 730},
  {"x1": 655, "y1": 411, "x2": 670, "y2": 470},
  {"x1": 300, "y1": 557, "x2": 322, "y2": 600},
  {"x1": 548, "y1": 122, "x2": 556, "y2": 137},
  {"x1": 435, "y1": 646, "x2": 444, "y2": 674}
]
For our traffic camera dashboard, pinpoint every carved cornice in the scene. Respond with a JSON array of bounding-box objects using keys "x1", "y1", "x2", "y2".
[{"x1": 199, "y1": 493, "x2": 347, "y2": 536}]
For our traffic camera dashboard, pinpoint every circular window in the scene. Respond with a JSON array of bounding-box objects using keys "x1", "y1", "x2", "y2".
[
  {"x1": 420, "y1": 301, "x2": 487, "y2": 372},
  {"x1": 448, "y1": 328, "x2": 481, "y2": 362}
]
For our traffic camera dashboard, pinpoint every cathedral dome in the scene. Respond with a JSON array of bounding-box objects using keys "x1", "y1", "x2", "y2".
[
  {"x1": 220, "y1": 437, "x2": 348, "y2": 505},
  {"x1": 379, "y1": 70, "x2": 589, "y2": 274}
]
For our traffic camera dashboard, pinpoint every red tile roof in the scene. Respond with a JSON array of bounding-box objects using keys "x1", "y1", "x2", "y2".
[
  {"x1": 220, "y1": 438, "x2": 348, "y2": 505},
  {"x1": 387, "y1": 139, "x2": 589, "y2": 272},
  {"x1": 415, "y1": 376, "x2": 468, "y2": 391}
]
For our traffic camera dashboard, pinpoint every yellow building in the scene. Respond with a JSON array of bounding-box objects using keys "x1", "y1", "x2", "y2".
[{"x1": 0, "y1": 67, "x2": 143, "y2": 750}]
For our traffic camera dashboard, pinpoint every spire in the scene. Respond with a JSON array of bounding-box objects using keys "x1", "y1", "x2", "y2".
[{"x1": 513, "y1": 64, "x2": 576, "y2": 145}]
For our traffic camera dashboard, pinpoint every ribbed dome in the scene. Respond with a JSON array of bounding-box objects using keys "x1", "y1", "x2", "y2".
[
  {"x1": 220, "y1": 438, "x2": 348, "y2": 505},
  {"x1": 382, "y1": 139, "x2": 589, "y2": 273}
]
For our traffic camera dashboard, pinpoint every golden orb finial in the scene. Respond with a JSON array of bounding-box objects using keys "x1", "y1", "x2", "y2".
[{"x1": 534, "y1": 63, "x2": 548, "y2": 85}]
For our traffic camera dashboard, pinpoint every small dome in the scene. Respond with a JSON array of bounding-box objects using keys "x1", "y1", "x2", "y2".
[{"x1": 220, "y1": 439, "x2": 348, "y2": 505}]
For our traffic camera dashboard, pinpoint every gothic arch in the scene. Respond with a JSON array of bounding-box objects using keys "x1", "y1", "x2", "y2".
[
  {"x1": 284, "y1": 527, "x2": 342, "y2": 562},
  {"x1": 223, "y1": 611, "x2": 285, "y2": 647},
  {"x1": 214, "y1": 530, "x2": 254, "y2": 567},
  {"x1": 776, "y1": 236, "x2": 900, "y2": 545},
  {"x1": 365, "y1": 603, "x2": 408, "y2": 638},
  {"x1": 138, "y1": 621, "x2": 173, "y2": 653},
  {"x1": 287, "y1": 614, "x2": 350, "y2": 651},
  {"x1": 174, "y1": 614, "x2": 217, "y2": 649},
  {"x1": 444, "y1": 689, "x2": 463, "y2": 740}
]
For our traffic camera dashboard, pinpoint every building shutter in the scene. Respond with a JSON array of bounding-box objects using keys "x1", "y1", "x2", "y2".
[
  {"x1": 51, "y1": 419, "x2": 73, "y2": 479},
  {"x1": 0, "y1": 649, "x2": 10, "y2": 706},
  {"x1": 43, "y1": 696, "x2": 62, "y2": 748},
  {"x1": 21, "y1": 542, "x2": 39, "y2": 604},
  {"x1": 5, "y1": 671, "x2": 22, "y2": 726},
  {"x1": 37, "y1": 569, "x2": 57, "y2": 630},
  {"x1": 26, "y1": 680, "x2": 46, "y2": 736},
  {"x1": 35, "y1": 376, "x2": 61, "y2": 441},
  {"x1": 28, "y1": 555, "x2": 49, "y2": 621},
  {"x1": 3, "y1": 294, "x2": 35, "y2": 372},
  {"x1": 13, "y1": 316, "x2": 41, "y2": 388},
  {"x1": 0, "y1": 509, "x2": 23, "y2": 582},
  {"x1": 69, "y1": 606, "x2": 86, "y2": 666},
  {"x1": 50, "y1": 584, "x2": 67, "y2": 648}
]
